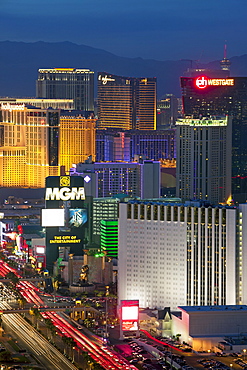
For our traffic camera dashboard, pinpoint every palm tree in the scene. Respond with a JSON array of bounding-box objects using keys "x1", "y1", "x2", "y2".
[
  {"x1": 18, "y1": 296, "x2": 27, "y2": 309},
  {"x1": 62, "y1": 336, "x2": 77, "y2": 360},
  {"x1": 32, "y1": 307, "x2": 42, "y2": 330},
  {"x1": 44, "y1": 318, "x2": 56, "y2": 340},
  {"x1": 5, "y1": 272, "x2": 19, "y2": 287},
  {"x1": 62, "y1": 335, "x2": 70, "y2": 355}
]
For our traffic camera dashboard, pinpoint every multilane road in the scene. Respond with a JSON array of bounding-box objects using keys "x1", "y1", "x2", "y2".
[
  {"x1": 0, "y1": 300, "x2": 78, "y2": 370},
  {"x1": 0, "y1": 260, "x2": 138, "y2": 370}
]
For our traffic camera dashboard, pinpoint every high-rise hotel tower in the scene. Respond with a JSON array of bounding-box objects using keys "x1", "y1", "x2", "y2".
[
  {"x1": 181, "y1": 75, "x2": 247, "y2": 200},
  {"x1": 36, "y1": 68, "x2": 94, "y2": 111},
  {"x1": 97, "y1": 73, "x2": 156, "y2": 130},
  {"x1": 176, "y1": 116, "x2": 232, "y2": 204},
  {"x1": 0, "y1": 103, "x2": 96, "y2": 188}
]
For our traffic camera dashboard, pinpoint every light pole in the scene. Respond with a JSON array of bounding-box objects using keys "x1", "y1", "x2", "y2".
[
  {"x1": 230, "y1": 363, "x2": 233, "y2": 370},
  {"x1": 105, "y1": 297, "x2": 108, "y2": 339},
  {"x1": 72, "y1": 347, "x2": 75, "y2": 363},
  {"x1": 243, "y1": 349, "x2": 246, "y2": 361}
]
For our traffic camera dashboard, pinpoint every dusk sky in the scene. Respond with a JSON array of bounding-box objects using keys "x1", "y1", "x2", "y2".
[{"x1": 1, "y1": 0, "x2": 247, "y2": 62}]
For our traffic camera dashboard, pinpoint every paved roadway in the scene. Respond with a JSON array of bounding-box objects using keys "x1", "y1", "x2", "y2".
[{"x1": 0, "y1": 301, "x2": 78, "y2": 370}]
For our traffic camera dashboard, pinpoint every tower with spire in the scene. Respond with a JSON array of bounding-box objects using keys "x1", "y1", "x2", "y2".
[{"x1": 220, "y1": 43, "x2": 231, "y2": 72}]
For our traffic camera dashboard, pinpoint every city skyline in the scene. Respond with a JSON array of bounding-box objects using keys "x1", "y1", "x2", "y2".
[{"x1": 1, "y1": 0, "x2": 247, "y2": 62}]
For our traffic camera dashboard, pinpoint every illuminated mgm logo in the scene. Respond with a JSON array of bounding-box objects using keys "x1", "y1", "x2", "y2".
[{"x1": 45, "y1": 187, "x2": 85, "y2": 201}]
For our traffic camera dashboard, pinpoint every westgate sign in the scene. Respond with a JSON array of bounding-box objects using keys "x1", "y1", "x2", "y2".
[
  {"x1": 45, "y1": 187, "x2": 85, "y2": 201},
  {"x1": 195, "y1": 76, "x2": 234, "y2": 89}
]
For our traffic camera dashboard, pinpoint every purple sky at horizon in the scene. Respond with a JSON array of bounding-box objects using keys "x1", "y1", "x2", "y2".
[{"x1": 1, "y1": 0, "x2": 247, "y2": 62}]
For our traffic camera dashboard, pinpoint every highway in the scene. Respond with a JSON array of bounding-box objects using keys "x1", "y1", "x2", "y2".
[
  {"x1": 0, "y1": 300, "x2": 78, "y2": 370},
  {"x1": 0, "y1": 260, "x2": 138, "y2": 370}
]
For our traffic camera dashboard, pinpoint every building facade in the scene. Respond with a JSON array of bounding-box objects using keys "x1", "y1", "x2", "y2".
[
  {"x1": 97, "y1": 73, "x2": 156, "y2": 130},
  {"x1": 72, "y1": 160, "x2": 160, "y2": 199},
  {"x1": 0, "y1": 98, "x2": 74, "y2": 110},
  {"x1": 172, "y1": 305, "x2": 247, "y2": 352},
  {"x1": 181, "y1": 76, "x2": 247, "y2": 200},
  {"x1": 60, "y1": 111, "x2": 96, "y2": 172},
  {"x1": 157, "y1": 94, "x2": 179, "y2": 129},
  {"x1": 96, "y1": 129, "x2": 176, "y2": 162},
  {"x1": 176, "y1": 116, "x2": 232, "y2": 204},
  {"x1": 36, "y1": 68, "x2": 94, "y2": 111},
  {"x1": 0, "y1": 103, "x2": 96, "y2": 187},
  {"x1": 0, "y1": 103, "x2": 60, "y2": 187},
  {"x1": 92, "y1": 197, "x2": 120, "y2": 238},
  {"x1": 118, "y1": 200, "x2": 236, "y2": 310},
  {"x1": 100, "y1": 220, "x2": 118, "y2": 258}
]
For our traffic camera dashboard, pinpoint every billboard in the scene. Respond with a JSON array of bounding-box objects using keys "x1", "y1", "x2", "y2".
[
  {"x1": 41, "y1": 208, "x2": 65, "y2": 227},
  {"x1": 69, "y1": 208, "x2": 87, "y2": 228},
  {"x1": 45, "y1": 175, "x2": 87, "y2": 272},
  {"x1": 120, "y1": 300, "x2": 139, "y2": 332}
]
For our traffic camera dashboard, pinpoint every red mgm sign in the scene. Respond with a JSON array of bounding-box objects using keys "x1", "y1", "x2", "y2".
[{"x1": 195, "y1": 76, "x2": 234, "y2": 90}]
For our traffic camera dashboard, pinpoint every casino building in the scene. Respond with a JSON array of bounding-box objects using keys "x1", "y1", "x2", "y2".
[
  {"x1": 0, "y1": 103, "x2": 96, "y2": 188},
  {"x1": 181, "y1": 76, "x2": 247, "y2": 200},
  {"x1": 118, "y1": 199, "x2": 237, "y2": 310},
  {"x1": 36, "y1": 68, "x2": 94, "y2": 111},
  {"x1": 97, "y1": 73, "x2": 156, "y2": 130},
  {"x1": 96, "y1": 129, "x2": 176, "y2": 162},
  {"x1": 176, "y1": 116, "x2": 232, "y2": 204}
]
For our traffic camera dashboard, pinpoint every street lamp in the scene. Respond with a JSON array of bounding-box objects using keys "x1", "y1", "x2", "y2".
[
  {"x1": 105, "y1": 297, "x2": 108, "y2": 339},
  {"x1": 243, "y1": 349, "x2": 246, "y2": 361},
  {"x1": 72, "y1": 346, "x2": 75, "y2": 363},
  {"x1": 230, "y1": 364, "x2": 233, "y2": 370}
]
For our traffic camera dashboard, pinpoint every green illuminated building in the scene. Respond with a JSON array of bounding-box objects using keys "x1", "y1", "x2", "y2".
[{"x1": 100, "y1": 220, "x2": 118, "y2": 258}]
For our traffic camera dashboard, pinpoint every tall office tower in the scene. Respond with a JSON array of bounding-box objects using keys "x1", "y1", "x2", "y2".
[
  {"x1": 0, "y1": 102, "x2": 60, "y2": 187},
  {"x1": 71, "y1": 160, "x2": 160, "y2": 198},
  {"x1": 60, "y1": 111, "x2": 96, "y2": 172},
  {"x1": 157, "y1": 94, "x2": 179, "y2": 129},
  {"x1": 97, "y1": 73, "x2": 156, "y2": 130},
  {"x1": 0, "y1": 103, "x2": 96, "y2": 187},
  {"x1": 96, "y1": 129, "x2": 176, "y2": 162},
  {"x1": 176, "y1": 116, "x2": 232, "y2": 204},
  {"x1": 36, "y1": 68, "x2": 94, "y2": 111},
  {"x1": 118, "y1": 200, "x2": 236, "y2": 310},
  {"x1": 181, "y1": 75, "x2": 247, "y2": 201}
]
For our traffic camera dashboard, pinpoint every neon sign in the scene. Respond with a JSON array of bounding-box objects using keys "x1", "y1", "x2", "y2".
[
  {"x1": 195, "y1": 76, "x2": 234, "y2": 89},
  {"x1": 45, "y1": 187, "x2": 85, "y2": 201},
  {"x1": 98, "y1": 75, "x2": 116, "y2": 85},
  {"x1": 1, "y1": 103, "x2": 25, "y2": 111}
]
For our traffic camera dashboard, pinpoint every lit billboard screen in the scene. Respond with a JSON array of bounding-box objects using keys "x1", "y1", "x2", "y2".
[
  {"x1": 69, "y1": 208, "x2": 87, "y2": 228},
  {"x1": 41, "y1": 209, "x2": 65, "y2": 227},
  {"x1": 122, "y1": 305, "x2": 139, "y2": 320},
  {"x1": 36, "y1": 246, "x2": 45, "y2": 254},
  {"x1": 120, "y1": 300, "x2": 139, "y2": 332}
]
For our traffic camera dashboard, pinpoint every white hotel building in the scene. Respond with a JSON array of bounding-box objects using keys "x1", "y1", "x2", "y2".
[{"x1": 118, "y1": 200, "x2": 241, "y2": 311}]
